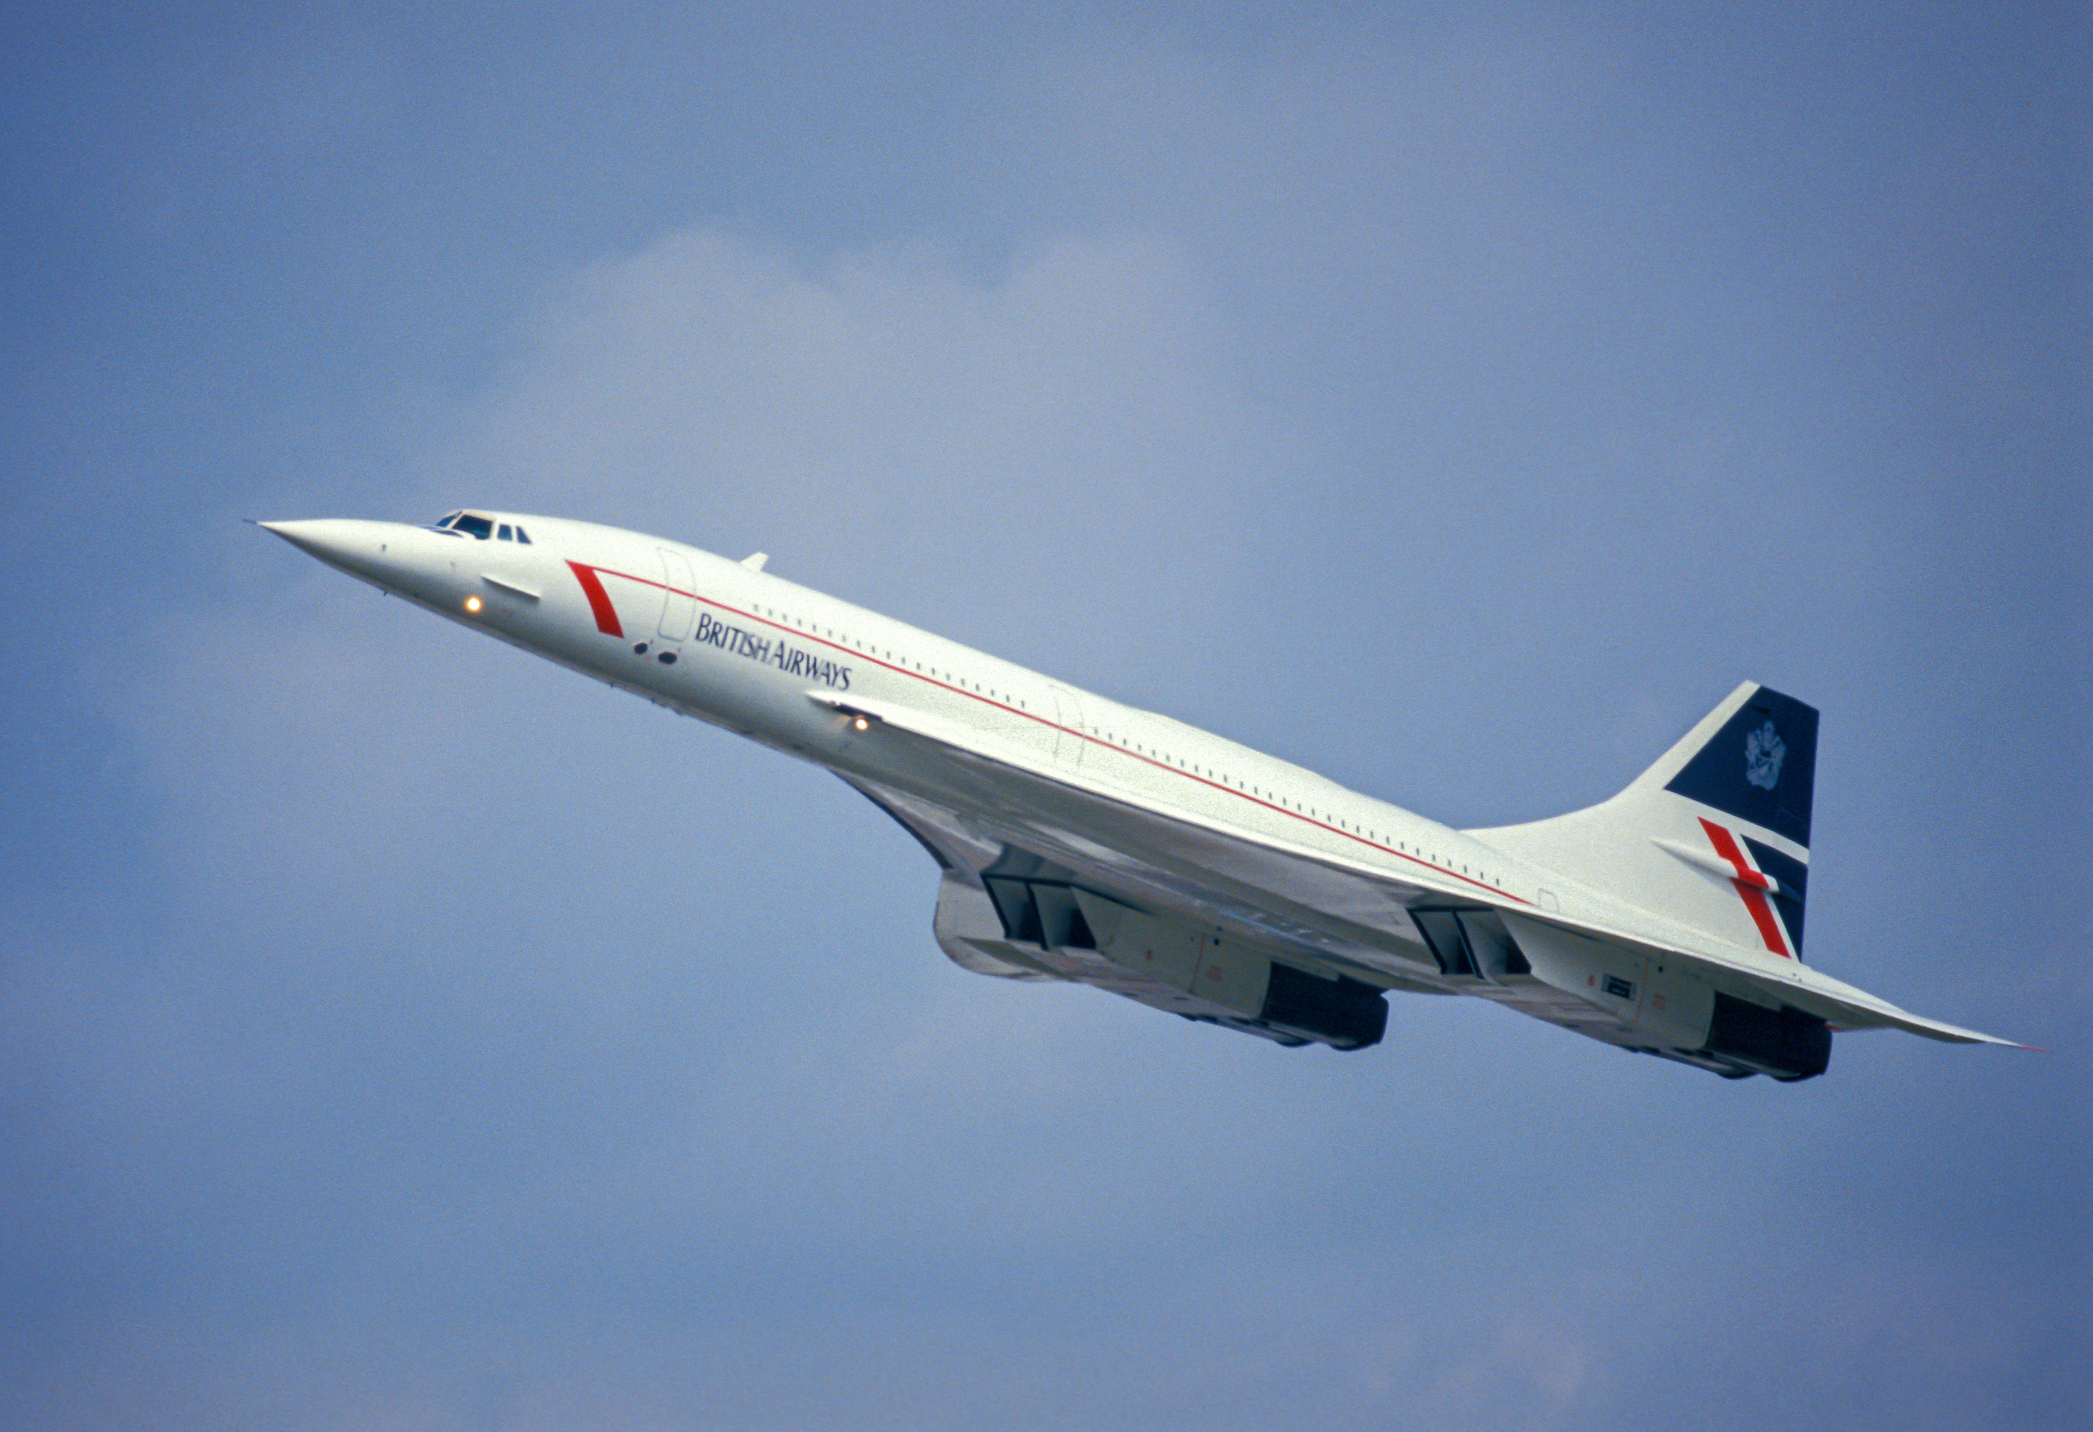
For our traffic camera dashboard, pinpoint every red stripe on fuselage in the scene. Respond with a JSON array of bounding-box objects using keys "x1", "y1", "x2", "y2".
[
  {"x1": 1699, "y1": 816, "x2": 1790, "y2": 957},
  {"x1": 567, "y1": 561, "x2": 625, "y2": 637},
  {"x1": 572, "y1": 557, "x2": 1527, "y2": 904}
]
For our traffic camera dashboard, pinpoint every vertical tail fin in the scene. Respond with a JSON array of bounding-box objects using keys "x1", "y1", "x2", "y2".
[{"x1": 1469, "y1": 684, "x2": 1818, "y2": 959}]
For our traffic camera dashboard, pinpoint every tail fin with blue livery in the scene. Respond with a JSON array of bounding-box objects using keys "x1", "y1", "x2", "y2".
[{"x1": 1468, "y1": 684, "x2": 1817, "y2": 960}]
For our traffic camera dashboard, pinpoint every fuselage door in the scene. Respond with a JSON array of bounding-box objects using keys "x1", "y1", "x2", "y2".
[
  {"x1": 657, "y1": 548, "x2": 696, "y2": 646},
  {"x1": 1048, "y1": 682, "x2": 1087, "y2": 771}
]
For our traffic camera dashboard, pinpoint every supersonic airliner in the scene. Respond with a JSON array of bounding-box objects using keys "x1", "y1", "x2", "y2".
[{"x1": 260, "y1": 509, "x2": 2010, "y2": 1081}]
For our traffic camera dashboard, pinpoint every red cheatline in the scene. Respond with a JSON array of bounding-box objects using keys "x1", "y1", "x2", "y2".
[{"x1": 566, "y1": 556, "x2": 1523, "y2": 903}]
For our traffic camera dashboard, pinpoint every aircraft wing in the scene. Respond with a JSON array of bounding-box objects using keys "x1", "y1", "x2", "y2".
[
  {"x1": 812, "y1": 688, "x2": 1447, "y2": 977},
  {"x1": 811, "y1": 689, "x2": 2016, "y2": 1065}
]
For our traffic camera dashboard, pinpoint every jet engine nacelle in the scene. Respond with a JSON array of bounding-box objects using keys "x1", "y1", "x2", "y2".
[
  {"x1": 1501, "y1": 911, "x2": 1830, "y2": 1080},
  {"x1": 931, "y1": 872, "x2": 1386, "y2": 1051}
]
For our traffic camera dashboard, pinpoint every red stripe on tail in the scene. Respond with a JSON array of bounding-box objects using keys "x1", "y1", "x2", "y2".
[{"x1": 1699, "y1": 817, "x2": 1791, "y2": 957}]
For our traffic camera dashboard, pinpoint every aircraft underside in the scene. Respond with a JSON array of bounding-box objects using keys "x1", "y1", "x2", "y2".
[{"x1": 846, "y1": 767, "x2": 1834, "y2": 1082}]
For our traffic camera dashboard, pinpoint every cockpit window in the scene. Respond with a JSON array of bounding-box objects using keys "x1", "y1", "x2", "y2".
[{"x1": 427, "y1": 510, "x2": 521, "y2": 540}]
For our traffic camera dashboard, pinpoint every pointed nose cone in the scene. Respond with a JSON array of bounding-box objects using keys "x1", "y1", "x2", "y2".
[
  {"x1": 259, "y1": 518, "x2": 408, "y2": 588},
  {"x1": 260, "y1": 518, "x2": 342, "y2": 558}
]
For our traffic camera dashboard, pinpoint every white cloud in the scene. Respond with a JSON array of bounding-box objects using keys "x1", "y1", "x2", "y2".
[{"x1": 429, "y1": 227, "x2": 1260, "y2": 649}]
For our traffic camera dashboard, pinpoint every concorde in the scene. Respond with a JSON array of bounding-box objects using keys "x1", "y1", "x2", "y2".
[{"x1": 261, "y1": 509, "x2": 2011, "y2": 1081}]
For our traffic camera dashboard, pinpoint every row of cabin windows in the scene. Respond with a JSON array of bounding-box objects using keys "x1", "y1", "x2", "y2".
[
  {"x1": 1097, "y1": 729, "x2": 1488, "y2": 883},
  {"x1": 1027, "y1": 708, "x2": 1487, "y2": 881},
  {"x1": 745, "y1": 601, "x2": 1027, "y2": 710},
  {"x1": 736, "y1": 601, "x2": 1494, "y2": 888}
]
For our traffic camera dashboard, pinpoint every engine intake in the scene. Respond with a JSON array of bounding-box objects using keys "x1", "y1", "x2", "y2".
[
  {"x1": 1702, "y1": 993, "x2": 1832, "y2": 1081},
  {"x1": 1260, "y1": 963, "x2": 1388, "y2": 1050}
]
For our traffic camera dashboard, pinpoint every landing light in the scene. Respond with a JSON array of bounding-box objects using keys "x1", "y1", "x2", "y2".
[
  {"x1": 464, "y1": 595, "x2": 482, "y2": 614},
  {"x1": 852, "y1": 715, "x2": 870, "y2": 732}
]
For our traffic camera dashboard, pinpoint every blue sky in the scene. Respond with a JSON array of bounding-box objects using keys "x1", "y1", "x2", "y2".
[{"x1": 3, "y1": 5, "x2": 2086, "y2": 1428}]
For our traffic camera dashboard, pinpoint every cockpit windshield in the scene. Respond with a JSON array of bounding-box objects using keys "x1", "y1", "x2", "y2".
[{"x1": 428, "y1": 511, "x2": 530, "y2": 543}]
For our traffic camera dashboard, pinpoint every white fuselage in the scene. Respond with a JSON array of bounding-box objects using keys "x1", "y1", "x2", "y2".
[
  {"x1": 287, "y1": 515, "x2": 1548, "y2": 921},
  {"x1": 262, "y1": 509, "x2": 2008, "y2": 1077}
]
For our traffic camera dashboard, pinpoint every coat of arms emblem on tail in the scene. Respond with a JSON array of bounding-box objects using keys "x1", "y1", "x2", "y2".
[{"x1": 1745, "y1": 720, "x2": 1785, "y2": 790}]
